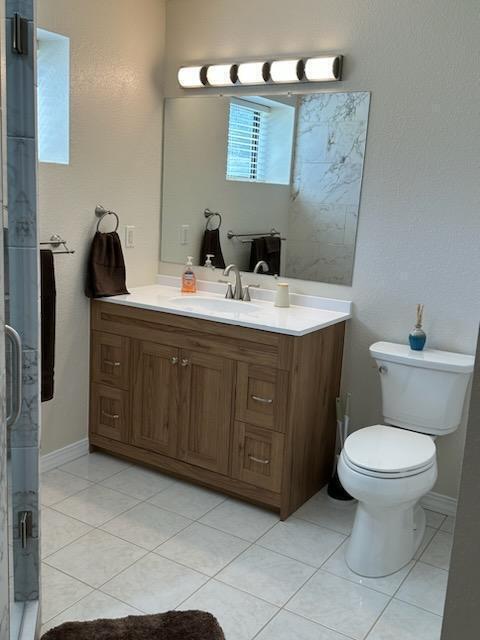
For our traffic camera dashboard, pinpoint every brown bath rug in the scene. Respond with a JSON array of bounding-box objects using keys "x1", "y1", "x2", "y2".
[{"x1": 41, "y1": 610, "x2": 225, "y2": 640}]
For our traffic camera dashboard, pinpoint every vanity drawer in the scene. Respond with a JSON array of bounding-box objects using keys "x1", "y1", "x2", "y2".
[
  {"x1": 91, "y1": 383, "x2": 129, "y2": 442},
  {"x1": 92, "y1": 331, "x2": 130, "y2": 389},
  {"x1": 232, "y1": 422, "x2": 284, "y2": 493},
  {"x1": 235, "y1": 363, "x2": 288, "y2": 432}
]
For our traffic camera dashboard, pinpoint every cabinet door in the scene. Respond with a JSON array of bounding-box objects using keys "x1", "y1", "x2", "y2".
[
  {"x1": 91, "y1": 383, "x2": 129, "y2": 442},
  {"x1": 131, "y1": 340, "x2": 179, "y2": 456},
  {"x1": 178, "y1": 350, "x2": 234, "y2": 475}
]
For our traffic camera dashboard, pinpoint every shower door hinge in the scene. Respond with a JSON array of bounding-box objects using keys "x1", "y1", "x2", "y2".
[
  {"x1": 18, "y1": 511, "x2": 33, "y2": 549},
  {"x1": 12, "y1": 13, "x2": 28, "y2": 55}
]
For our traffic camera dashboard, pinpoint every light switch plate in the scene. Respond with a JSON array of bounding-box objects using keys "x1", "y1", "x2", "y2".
[{"x1": 125, "y1": 225, "x2": 135, "y2": 248}]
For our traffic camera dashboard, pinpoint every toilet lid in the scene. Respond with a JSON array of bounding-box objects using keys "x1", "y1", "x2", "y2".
[{"x1": 343, "y1": 425, "x2": 436, "y2": 475}]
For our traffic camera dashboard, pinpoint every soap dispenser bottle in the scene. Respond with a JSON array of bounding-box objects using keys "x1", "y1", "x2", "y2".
[{"x1": 181, "y1": 256, "x2": 197, "y2": 293}]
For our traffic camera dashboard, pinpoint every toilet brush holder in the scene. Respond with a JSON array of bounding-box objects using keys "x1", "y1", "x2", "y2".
[{"x1": 327, "y1": 455, "x2": 354, "y2": 502}]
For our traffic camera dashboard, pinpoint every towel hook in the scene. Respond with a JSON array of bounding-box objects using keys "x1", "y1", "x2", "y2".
[
  {"x1": 204, "y1": 208, "x2": 222, "y2": 231},
  {"x1": 95, "y1": 204, "x2": 119, "y2": 233}
]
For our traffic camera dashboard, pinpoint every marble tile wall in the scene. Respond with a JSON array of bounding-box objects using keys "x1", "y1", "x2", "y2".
[
  {"x1": 286, "y1": 92, "x2": 370, "y2": 285},
  {"x1": 4, "y1": 0, "x2": 41, "y2": 624}
]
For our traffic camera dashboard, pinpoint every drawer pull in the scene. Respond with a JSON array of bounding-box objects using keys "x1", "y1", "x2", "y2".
[
  {"x1": 251, "y1": 395, "x2": 273, "y2": 404},
  {"x1": 170, "y1": 357, "x2": 179, "y2": 365},
  {"x1": 102, "y1": 410, "x2": 119, "y2": 420},
  {"x1": 181, "y1": 358, "x2": 190, "y2": 367},
  {"x1": 104, "y1": 360, "x2": 121, "y2": 368},
  {"x1": 248, "y1": 455, "x2": 270, "y2": 465}
]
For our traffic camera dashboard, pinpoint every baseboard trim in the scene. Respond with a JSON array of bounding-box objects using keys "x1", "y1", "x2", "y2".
[
  {"x1": 421, "y1": 491, "x2": 457, "y2": 517},
  {"x1": 40, "y1": 438, "x2": 89, "y2": 473}
]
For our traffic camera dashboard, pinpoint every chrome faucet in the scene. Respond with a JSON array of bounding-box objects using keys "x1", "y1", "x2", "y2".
[
  {"x1": 253, "y1": 260, "x2": 269, "y2": 274},
  {"x1": 223, "y1": 264, "x2": 244, "y2": 300}
]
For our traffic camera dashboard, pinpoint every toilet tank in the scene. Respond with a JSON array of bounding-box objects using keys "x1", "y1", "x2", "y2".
[{"x1": 370, "y1": 342, "x2": 474, "y2": 435}]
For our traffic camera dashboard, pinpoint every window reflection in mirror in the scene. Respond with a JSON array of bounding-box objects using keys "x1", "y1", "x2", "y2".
[{"x1": 161, "y1": 91, "x2": 370, "y2": 285}]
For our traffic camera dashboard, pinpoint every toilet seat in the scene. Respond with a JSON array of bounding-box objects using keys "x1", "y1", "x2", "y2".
[{"x1": 343, "y1": 425, "x2": 436, "y2": 479}]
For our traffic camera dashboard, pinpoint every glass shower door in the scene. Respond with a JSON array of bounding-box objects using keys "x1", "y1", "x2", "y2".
[{"x1": 2, "y1": 0, "x2": 41, "y2": 638}]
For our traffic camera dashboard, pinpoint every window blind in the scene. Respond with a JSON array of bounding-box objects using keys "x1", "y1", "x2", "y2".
[{"x1": 226, "y1": 101, "x2": 268, "y2": 182}]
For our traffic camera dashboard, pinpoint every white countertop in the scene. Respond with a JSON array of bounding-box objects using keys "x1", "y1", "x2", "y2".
[{"x1": 99, "y1": 276, "x2": 352, "y2": 337}]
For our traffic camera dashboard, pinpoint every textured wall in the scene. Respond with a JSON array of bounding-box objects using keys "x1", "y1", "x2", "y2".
[
  {"x1": 38, "y1": 0, "x2": 166, "y2": 454},
  {"x1": 161, "y1": 0, "x2": 480, "y2": 499}
]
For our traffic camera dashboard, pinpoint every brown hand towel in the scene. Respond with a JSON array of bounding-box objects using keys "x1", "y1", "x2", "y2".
[
  {"x1": 40, "y1": 249, "x2": 56, "y2": 402},
  {"x1": 249, "y1": 236, "x2": 281, "y2": 275},
  {"x1": 199, "y1": 228, "x2": 226, "y2": 269},
  {"x1": 85, "y1": 231, "x2": 129, "y2": 298}
]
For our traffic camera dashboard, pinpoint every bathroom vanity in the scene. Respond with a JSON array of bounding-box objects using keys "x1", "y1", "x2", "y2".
[{"x1": 89, "y1": 280, "x2": 350, "y2": 518}]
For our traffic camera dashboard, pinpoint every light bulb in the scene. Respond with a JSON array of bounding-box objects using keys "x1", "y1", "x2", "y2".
[
  {"x1": 206, "y1": 64, "x2": 237, "y2": 87},
  {"x1": 177, "y1": 66, "x2": 207, "y2": 88},
  {"x1": 304, "y1": 55, "x2": 343, "y2": 82},
  {"x1": 269, "y1": 59, "x2": 303, "y2": 83},
  {"x1": 237, "y1": 61, "x2": 269, "y2": 85}
]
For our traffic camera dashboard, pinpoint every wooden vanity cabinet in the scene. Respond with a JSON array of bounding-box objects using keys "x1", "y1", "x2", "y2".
[{"x1": 89, "y1": 301, "x2": 345, "y2": 519}]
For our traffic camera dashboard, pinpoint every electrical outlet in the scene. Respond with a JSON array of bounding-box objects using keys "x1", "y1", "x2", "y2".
[{"x1": 125, "y1": 225, "x2": 135, "y2": 248}]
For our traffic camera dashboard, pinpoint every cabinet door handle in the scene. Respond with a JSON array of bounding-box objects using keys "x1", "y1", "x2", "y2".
[
  {"x1": 170, "y1": 357, "x2": 179, "y2": 365},
  {"x1": 251, "y1": 395, "x2": 273, "y2": 404},
  {"x1": 104, "y1": 359, "x2": 121, "y2": 368},
  {"x1": 181, "y1": 358, "x2": 190, "y2": 367},
  {"x1": 248, "y1": 455, "x2": 270, "y2": 465},
  {"x1": 102, "y1": 410, "x2": 119, "y2": 420}
]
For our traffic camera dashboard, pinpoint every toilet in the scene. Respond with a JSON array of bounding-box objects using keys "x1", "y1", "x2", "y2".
[{"x1": 338, "y1": 341, "x2": 474, "y2": 578}]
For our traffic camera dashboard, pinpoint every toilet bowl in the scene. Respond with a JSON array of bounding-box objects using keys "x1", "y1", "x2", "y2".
[
  {"x1": 338, "y1": 341, "x2": 474, "y2": 578},
  {"x1": 338, "y1": 424, "x2": 437, "y2": 577}
]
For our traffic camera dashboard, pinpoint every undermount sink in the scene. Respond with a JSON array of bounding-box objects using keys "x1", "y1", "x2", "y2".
[{"x1": 169, "y1": 296, "x2": 261, "y2": 315}]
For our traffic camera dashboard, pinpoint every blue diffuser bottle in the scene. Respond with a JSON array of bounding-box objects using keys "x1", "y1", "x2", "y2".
[{"x1": 409, "y1": 304, "x2": 426, "y2": 351}]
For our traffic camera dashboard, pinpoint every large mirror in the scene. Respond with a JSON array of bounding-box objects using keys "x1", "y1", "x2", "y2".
[{"x1": 161, "y1": 91, "x2": 370, "y2": 285}]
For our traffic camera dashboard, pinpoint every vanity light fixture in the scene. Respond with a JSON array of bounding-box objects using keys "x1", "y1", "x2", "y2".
[
  {"x1": 304, "y1": 55, "x2": 343, "y2": 81},
  {"x1": 269, "y1": 59, "x2": 304, "y2": 83},
  {"x1": 178, "y1": 54, "x2": 344, "y2": 88},
  {"x1": 206, "y1": 63, "x2": 238, "y2": 87},
  {"x1": 237, "y1": 61, "x2": 270, "y2": 85},
  {"x1": 177, "y1": 65, "x2": 208, "y2": 88}
]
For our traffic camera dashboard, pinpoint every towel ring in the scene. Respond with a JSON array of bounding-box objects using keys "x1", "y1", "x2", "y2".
[
  {"x1": 95, "y1": 205, "x2": 119, "y2": 233},
  {"x1": 204, "y1": 208, "x2": 222, "y2": 231}
]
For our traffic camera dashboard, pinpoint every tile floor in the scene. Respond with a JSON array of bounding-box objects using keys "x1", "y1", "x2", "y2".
[{"x1": 40, "y1": 452, "x2": 454, "y2": 639}]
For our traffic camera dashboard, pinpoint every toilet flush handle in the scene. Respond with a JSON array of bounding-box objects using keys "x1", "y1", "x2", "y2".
[{"x1": 378, "y1": 365, "x2": 388, "y2": 374}]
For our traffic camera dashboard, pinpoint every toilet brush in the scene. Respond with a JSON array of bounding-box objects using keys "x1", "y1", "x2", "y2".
[{"x1": 327, "y1": 394, "x2": 354, "y2": 502}]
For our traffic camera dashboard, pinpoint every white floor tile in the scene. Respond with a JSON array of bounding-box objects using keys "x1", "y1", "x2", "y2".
[
  {"x1": 45, "y1": 529, "x2": 146, "y2": 588},
  {"x1": 53, "y1": 484, "x2": 139, "y2": 527},
  {"x1": 101, "y1": 465, "x2": 176, "y2": 500},
  {"x1": 41, "y1": 591, "x2": 142, "y2": 635},
  {"x1": 424, "y1": 510, "x2": 446, "y2": 529},
  {"x1": 420, "y1": 530, "x2": 453, "y2": 570},
  {"x1": 294, "y1": 489, "x2": 356, "y2": 535},
  {"x1": 396, "y1": 562, "x2": 448, "y2": 616},
  {"x1": 148, "y1": 481, "x2": 225, "y2": 519},
  {"x1": 155, "y1": 522, "x2": 249, "y2": 576},
  {"x1": 41, "y1": 507, "x2": 92, "y2": 558},
  {"x1": 59, "y1": 452, "x2": 130, "y2": 482},
  {"x1": 257, "y1": 517, "x2": 345, "y2": 567},
  {"x1": 41, "y1": 564, "x2": 92, "y2": 623},
  {"x1": 322, "y1": 539, "x2": 415, "y2": 596},
  {"x1": 40, "y1": 469, "x2": 92, "y2": 506},
  {"x1": 367, "y1": 599, "x2": 442, "y2": 640},
  {"x1": 256, "y1": 610, "x2": 349, "y2": 640},
  {"x1": 199, "y1": 498, "x2": 279, "y2": 542},
  {"x1": 415, "y1": 526, "x2": 436, "y2": 558},
  {"x1": 286, "y1": 570, "x2": 389, "y2": 640},
  {"x1": 440, "y1": 515, "x2": 455, "y2": 534},
  {"x1": 101, "y1": 553, "x2": 208, "y2": 613},
  {"x1": 101, "y1": 502, "x2": 192, "y2": 550},
  {"x1": 178, "y1": 579, "x2": 278, "y2": 640},
  {"x1": 217, "y1": 545, "x2": 315, "y2": 607}
]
